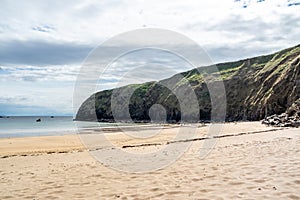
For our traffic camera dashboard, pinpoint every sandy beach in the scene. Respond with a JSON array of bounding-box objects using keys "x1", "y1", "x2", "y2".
[{"x1": 0, "y1": 122, "x2": 299, "y2": 199}]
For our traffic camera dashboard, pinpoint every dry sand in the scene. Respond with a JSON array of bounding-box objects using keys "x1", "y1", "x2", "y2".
[{"x1": 0, "y1": 122, "x2": 299, "y2": 199}]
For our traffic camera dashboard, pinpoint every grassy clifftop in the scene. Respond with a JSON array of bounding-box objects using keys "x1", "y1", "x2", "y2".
[{"x1": 76, "y1": 44, "x2": 300, "y2": 122}]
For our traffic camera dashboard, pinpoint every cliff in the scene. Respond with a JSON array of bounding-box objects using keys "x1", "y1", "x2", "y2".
[{"x1": 76, "y1": 44, "x2": 300, "y2": 122}]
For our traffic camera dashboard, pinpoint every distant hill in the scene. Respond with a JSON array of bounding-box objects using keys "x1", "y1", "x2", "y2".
[{"x1": 76, "y1": 44, "x2": 300, "y2": 122}]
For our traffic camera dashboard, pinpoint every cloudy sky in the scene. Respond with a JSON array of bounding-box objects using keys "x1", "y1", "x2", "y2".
[{"x1": 0, "y1": 0, "x2": 299, "y2": 116}]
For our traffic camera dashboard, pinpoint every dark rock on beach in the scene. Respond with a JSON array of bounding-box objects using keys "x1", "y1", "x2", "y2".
[{"x1": 262, "y1": 99, "x2": 300, "y2": 127}]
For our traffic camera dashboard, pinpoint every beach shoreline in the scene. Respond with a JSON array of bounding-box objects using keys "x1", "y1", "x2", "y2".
[
  {"x1": 0, "y1": 121, "x2": 278, "y2": 157},
  {"x1": 0, "y1": 121, "x2": 299, "y2": 199}
]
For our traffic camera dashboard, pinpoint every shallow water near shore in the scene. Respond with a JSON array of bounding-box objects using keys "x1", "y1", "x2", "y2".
[{"x1": 0, "y1": 116, "x2": 126, "y2": 138}]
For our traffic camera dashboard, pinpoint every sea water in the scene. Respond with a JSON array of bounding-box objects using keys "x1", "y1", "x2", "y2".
[{"x1": 0, "y1": 116, "x2": 119, "y2": 138}]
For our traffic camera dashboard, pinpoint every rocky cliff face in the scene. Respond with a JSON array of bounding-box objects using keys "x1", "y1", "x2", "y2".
[{"x1": 76, "y1": 44, "x2": 300, "y2": 122}]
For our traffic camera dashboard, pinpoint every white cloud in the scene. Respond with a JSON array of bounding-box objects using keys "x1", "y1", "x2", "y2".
[
  {"x1": 0, "y1": 65, "x2": 80, "y2": 82},
  {"x1": 0, "y1": 0, "x2": 299, "y2": 64}
]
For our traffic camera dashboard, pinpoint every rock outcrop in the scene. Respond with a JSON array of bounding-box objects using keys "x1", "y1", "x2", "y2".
[{"x1": 262, "y1": 99, "x2": 300, "y2": 127}]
